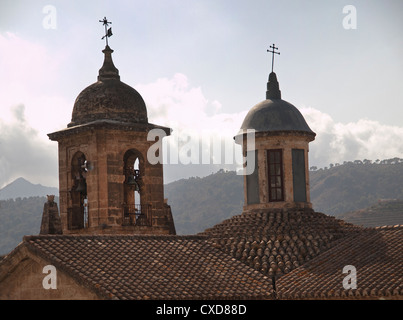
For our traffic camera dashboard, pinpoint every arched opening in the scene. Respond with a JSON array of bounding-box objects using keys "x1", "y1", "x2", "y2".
[
  {"x1": 69, "y1": 152, "x2": 88, "y2": 229},
  {"x1": 133, "y1": 158, "x2": 140, "y2": 206},
  {"x1": 123, "y1": 149, "x2": 149, "y2": 226}
]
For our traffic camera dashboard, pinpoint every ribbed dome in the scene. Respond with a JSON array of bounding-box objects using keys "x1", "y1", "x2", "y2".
[
  {"x1": 68, "y1": 46, "x2": 148, "y2": 127},
  {"x1": 240, "y1": 72, "x2": 315, "y2": 135}
]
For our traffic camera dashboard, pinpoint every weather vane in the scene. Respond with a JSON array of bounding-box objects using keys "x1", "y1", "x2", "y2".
[
  {"x1": 267, "y1": 43, "x2": 280, "y2": 73},
  {"x1": 99, "y1": 17, "x2": 113, "y2": 46}
]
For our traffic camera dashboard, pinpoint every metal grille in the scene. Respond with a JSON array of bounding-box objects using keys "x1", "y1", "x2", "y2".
[{"x1": 122, "y1": 204, "x2": 152, "y2": 226}]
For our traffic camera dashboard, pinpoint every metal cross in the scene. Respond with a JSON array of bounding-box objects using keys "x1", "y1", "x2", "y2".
[
  {"x1": 267, "y1": 44, "x2": 280, "y2": 73},
  {"x1": 99, "y1": 17, "x2": 113, "y2": 46}
]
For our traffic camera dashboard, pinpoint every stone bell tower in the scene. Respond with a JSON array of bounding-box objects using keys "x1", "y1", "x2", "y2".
[
  {"x1": 235, "y1": 48, "x2": 316, "y2": 211},
  {"x1": 48, "y1": 44, "x2": 175, "y2": 235}
]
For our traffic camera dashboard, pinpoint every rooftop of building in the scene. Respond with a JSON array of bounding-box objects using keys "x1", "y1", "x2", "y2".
[
  {"x1": 1, "y1": 234, "x2": 274, "y2": 300},
  {"x1": 199, "y1": 208, "x2": 363, "y2": 278},
  {"x1": 239, "y1": 72, "x2": 315, "y2": 137},
  {"x1": 277, "y1": 224, "x2": 403, "y2": 299},
  {"x1": 68, "y1": 46, "x2": 148, "y2": 128}
]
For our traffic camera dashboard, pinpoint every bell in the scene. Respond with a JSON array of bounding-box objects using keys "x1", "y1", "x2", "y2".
[
  {"x1": 127, "y1": 175, "x2": 140, "y2": 191},
  {"x1": 127, "y1": 175, "x2": 136, "y2": 185},
  {"x1": 75, "y1": 180, "x2": 87, "y2": 193}
]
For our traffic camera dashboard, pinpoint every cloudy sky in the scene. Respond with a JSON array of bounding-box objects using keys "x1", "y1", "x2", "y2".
[{"x1": 0, "y1": 0, "x2": 402, "y2": 188}]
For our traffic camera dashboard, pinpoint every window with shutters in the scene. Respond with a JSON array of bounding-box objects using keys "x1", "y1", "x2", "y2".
[{"x1": 267, "y1": 149, "x2": 284, "y2": 202}]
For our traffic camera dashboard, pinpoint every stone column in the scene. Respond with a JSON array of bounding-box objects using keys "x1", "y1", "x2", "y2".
[{"x1": 40, "y1": 195, "x2": 62, "y2": 235}]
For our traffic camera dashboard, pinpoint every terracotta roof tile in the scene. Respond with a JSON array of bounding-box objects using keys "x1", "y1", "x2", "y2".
[
  {"x1": 20, "y1": 234, "x2": 274, "y2": 300},
  {"x1": 199, "y1": 208, "x2": 363, "y2": 278},
  {"x1": 276, "y1": 225, "x2": 403, "y2": 299}
]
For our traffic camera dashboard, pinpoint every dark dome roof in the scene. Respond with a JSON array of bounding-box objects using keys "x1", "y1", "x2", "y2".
[
  {"x1": 241, "y1": 99, "x2": 314, "y2": 134},
  {"x1": 240, "y1": 72, "x2": 315, "y2": 135},
  {"x1": 68, "y1": 46, "x2": 148, "y2": 127}
]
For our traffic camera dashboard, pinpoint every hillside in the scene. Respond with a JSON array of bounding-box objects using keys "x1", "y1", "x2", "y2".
[
  {"x1": 166, "y1": 161, "x2": 403, "y2": 234},
  {"x1": 0, "y1": 177, "x2": 58, "y2": 200},
  {"x1": 0, "y1": 196, "x2": 54, "y2": 255},
  {"x1": 309, "y1": 161, "x2": 403, "y2": 216},
  {"x1": 164, "y1": 169, "x2": 244, "y2": 235},
  {"x1": 339, "y1": 200, "x2": 403, "y2": 228}
]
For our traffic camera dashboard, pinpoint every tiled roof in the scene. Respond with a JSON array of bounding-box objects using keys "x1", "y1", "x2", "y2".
[
  {"x1": 2, "y1": 209, "x2": 400, "y2": 300},
  {"x1": 276, "y1": 225, "x2": 403, "y2": 299},
  {"x1": 19, "y1": 234, "x2": 274, "y2": 300},
  {"x1": 199, "y1": 208, "x2": 363, "y2": 278}
]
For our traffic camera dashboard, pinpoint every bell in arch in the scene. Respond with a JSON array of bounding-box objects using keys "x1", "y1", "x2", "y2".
[
  {"x1": 127, "y1": 175, "x2": 140, "y2": 191},
  {"x1": 75, "y1": 180, "x2": 87, "y2": 193}
]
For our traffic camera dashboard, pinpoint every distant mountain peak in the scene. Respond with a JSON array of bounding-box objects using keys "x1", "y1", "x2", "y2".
[
  {"x1": 11, "y1": 177, "x2": 31, "y2": 184},
  {"x1": 0, "y1": 177, "x2": 58, "y2": 200}
]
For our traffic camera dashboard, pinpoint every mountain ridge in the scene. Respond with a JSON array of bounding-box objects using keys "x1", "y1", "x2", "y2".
[
  {"x1": 0, "y1": 177, "x2": 58, "y2": 201},
  {"x1": 338, "y1": 199, "x2": 403, "y2": 228}
]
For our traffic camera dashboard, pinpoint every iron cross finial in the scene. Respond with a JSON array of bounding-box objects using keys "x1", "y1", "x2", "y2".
[
  {"x1": 267, "y1": 43, "x2": 280, "y2": 73},
  {"x1": 99, "y1": 17, "x2": 113, "y2": 46}
]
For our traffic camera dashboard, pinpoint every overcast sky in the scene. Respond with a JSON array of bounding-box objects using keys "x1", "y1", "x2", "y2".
[{"x1": 0, "y1": 0, "x2": 402, "y2": 188}]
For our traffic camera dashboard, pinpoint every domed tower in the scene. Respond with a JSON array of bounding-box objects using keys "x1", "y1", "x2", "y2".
[
  {"x1": 48, "y1": 44, "x2": 175, "y2": 235},
  {"x1": 236, "y1": 51, "x2": 316, "y2": 211}
]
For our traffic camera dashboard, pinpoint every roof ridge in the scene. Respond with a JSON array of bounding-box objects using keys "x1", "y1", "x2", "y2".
[
  {"x1": 23, "y1": 234, "x2": 208, "y2": 242},
  {"x1": 374, "y1": 224, "x2": 403, "y2": 230}
]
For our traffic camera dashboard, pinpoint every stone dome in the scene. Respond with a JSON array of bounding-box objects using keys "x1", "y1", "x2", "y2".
[
  {"x1": 241, "y1": 99, "x2": 314, "y2": 134},
  {"x1": 68, "y1": 46, "x2": 148, "y2": 127},
  {"x1": 240, "y1": 72, "x2": 315, "y2": 136}
]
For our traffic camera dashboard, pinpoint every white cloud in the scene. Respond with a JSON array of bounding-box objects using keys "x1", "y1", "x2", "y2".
[
  {"x1": 0, "y1": 32, "x2": 71, "y2": 138},
  {"x1": 137, "y1": 73, "x2": 247, "y2": 153},
  {"x1": 301, "y1": 107, "x2": 403, "y2": 168},
  {"x1": 0, "y1": 105, "x2": 58, "y2": 188},
  {"x1": 137, "y1": 73, "x2": 246, "y2": 135},
  {"x1": 0, "y1": 33, "x2": 69, "y2": 188},
  {"x1": 137, "y1": 73, "x2": 248, "y2": 182}
]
